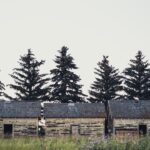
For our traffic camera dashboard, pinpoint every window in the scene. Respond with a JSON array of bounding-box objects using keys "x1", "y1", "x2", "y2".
[
  {"x1": 139, "y1": 124, "x2": 147, "y2": 136},
  {"x1": 71, "y1": 125, "x2": 80, "y2": 135},
  {"x1": 4, "y1": 124, "x2": 13, "y2": 138}
]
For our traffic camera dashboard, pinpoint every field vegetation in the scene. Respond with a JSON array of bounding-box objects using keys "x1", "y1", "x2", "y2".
[{"x1": 0, "y1": 136, "x2": 150, "y2": 150}]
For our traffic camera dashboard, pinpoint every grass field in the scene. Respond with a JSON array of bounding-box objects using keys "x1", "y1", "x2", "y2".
[{"x1": 0, "y1": 136, "x2": 150, "y2": 150}]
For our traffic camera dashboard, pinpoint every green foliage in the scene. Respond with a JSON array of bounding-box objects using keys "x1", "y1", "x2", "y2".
[
  {"x1": 0, "y1": 136, "x2": 150, "y2": 150},
  {"x1": 84, "y1": 136, "x2": 150, "y2": 150},
  {"x1": 89, "y1": 56, "x2": 122, "y2": 103},
  {"x1": 8, "y1": 49, "x2": 50, "y2": 101},
  {"x1": 123, "y1": 51, "x2": 150, "y2": 100},
  {"x1": 0, "y1": 137, "x2": 87, "y2": 150},
  {"x1": 50, "y1": 46, "x2": 86, "y2": 103}
]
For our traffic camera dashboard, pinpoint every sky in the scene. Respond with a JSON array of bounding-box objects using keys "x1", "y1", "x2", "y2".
[{"x1": 0, "y1": 0, "x2": 150, "y2": 96}]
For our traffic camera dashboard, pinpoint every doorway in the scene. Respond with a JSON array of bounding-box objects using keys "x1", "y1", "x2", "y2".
[
  {"x1": 139, "y1": 124, "x2": 147, "y2": 136},
  {"x1": 4, "y1": 124, "x2": 13, "y2": 138},
  {"x1": 38, "y1": 126, "x2": 45, "y2": 136},
  {"x1": 71, "y1": 125, "x2": 80, "y2": 135}
]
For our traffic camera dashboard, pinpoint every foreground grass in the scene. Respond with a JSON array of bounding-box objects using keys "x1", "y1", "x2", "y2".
[
  {"x1": 0, "y1": 136, "x2": 150, "y2": 150},
  {"x1": 0, "y1": 136, "x2": 87, "y2": 150}
]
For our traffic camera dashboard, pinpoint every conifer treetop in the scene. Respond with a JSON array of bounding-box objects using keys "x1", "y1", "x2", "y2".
[
  {"x1": 89, "y1": 55, "x2": 122, "y2": 103},
  {"x1": 123, "y1": 50, "x2": 150, "y2": 100},
  {"x1": 50, "y1": 46, "x2": 86, "y2": 103},
  {"x1": 8, "y1": 49, "x2": 50, "y2": 101}
]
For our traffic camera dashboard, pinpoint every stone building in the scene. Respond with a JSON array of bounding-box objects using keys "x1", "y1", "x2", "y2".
[
  {"x1": 0, "y1": 101, "x2": 41, "y2": 137},
  {"x1": 44, "y1": 103, "x2": 106, "y2": 137},
  {"x1": 109, "y1": 100, "x2": 150, "y2": 139}
]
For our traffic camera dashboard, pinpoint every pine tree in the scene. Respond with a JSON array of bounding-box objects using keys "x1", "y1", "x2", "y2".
[
  {"x1": 89, "y1": 56, "x2": 122, "y2": 136},
  {"x1": 8, "y1": 49, "x2": 50, "y2": 101},
  {"x1": 123, "y1": 51, "x2": 150, "y2": 100},
  {"x1": 0, "y1": 81, "x2": 5, "y2": 97},
  {"x1": 50, "y1": 46, "x2": 85, "y2": 103},
  {"x1": 89, "y1": 56, "x2": 122, "y2": 103}
]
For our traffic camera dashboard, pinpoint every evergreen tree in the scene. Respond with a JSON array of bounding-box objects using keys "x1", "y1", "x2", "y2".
[
  {"x1": 8, "y1": 49, "x2": 50, "y2": 101},
  {"x1": 50, "y1": 46, "x2": 85, "y2": 103},
  {"x1": 89, "y1": 56, "x2": 122, "y2": 103},
  {"x1": 0, "y1": 80, "x2": 5, "y2": 97},
  {"x1": 123, "y1": 51, "x2": 150, "y2": 100},
  {"x1": 89, "y1": 56, "x2": 122, "y2": 136}
]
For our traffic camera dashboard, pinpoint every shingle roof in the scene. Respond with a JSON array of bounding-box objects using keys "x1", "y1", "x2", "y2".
[
  {"x1": 44, "y1": 103, "x2": 106, "y2": 118},
  {"x1": 0, "y1": 101, "x2": 41, "y2": 118},
  {"x1": 109, "y1": 100, "x2": 150, "y2": 119},
  {"x1": 0, "y1": 102, "x2": 3, "y2": 117}
]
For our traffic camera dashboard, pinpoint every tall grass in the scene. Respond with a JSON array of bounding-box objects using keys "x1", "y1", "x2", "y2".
[
  {"x1": 0, "y1": 136, "x2": 88, "y2": 150},
  {"x1": 0, "y1": 136, "x2": 150, "y2": 150},
  {"x1": 87, "y1": 136, "x2": 150, "y2": 150}
]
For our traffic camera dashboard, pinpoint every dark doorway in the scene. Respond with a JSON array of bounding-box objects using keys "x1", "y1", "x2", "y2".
[
  {"x1": 38, "y1": 126, "x2": 45, "y2": 136},
  {"x1": 4, "y1": 124, "x2": 13, "y2": 138},
  {"x1": 139, "y1": 124, "x2": 147, "y2": 136}
]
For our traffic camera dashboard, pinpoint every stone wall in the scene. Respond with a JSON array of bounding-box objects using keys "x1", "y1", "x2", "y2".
[
  {"x1": 46, "y1": 118, "x2": 105, "y2": 137},
  {"x1": 113, "y1": 119, "x2": 150, "y2": 139},
  {"x1": 0, "y1": 118, "x2": 38, "y2": 137}
]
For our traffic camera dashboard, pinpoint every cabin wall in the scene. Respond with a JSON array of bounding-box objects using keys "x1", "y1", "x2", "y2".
[
  {"x1": 113, "y1": 119, "x2": 150, "y2": 139},
  {"x1": 0, "y1": 118, "x2": 3, "y2": 137},
  {"x1": 0, "y1": 118, "x2": 38, "y2": 137},
  {"x1": 46, "y1": 118, "x2": 105, "y2": 137}
]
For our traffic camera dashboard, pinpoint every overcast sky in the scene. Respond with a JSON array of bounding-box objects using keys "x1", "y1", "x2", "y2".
[{"x1": 0, "y1": 0, "x2": 150, "y2": 96}]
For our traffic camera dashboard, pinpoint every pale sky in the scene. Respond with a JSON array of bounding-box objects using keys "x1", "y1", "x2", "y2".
[{"x1": 0, "y1": 0, "x2": 150, "y2": 96}]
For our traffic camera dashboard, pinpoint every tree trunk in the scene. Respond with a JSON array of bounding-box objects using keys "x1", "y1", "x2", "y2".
[{"x1": 104, "y1": 100, "x2": 112, "y2": 137}]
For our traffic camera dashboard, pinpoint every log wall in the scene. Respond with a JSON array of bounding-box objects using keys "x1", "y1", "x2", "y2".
[
  {"x1": 0, "y1": 118, "x2": 3, "y2": 137},
  {"x1": 46, "y1": 118, "x2": 105, "y2": 137},
  {"x1": 113, "y1": 119, "x2": 150, "y2": 140},
  {"x1": 0, "y1": 118, "x2": 38, "y2": 137}
]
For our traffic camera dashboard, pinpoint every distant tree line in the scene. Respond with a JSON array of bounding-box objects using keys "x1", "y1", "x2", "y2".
[{"x1": 0, "y1": 47, "x2": 150, "y2": 103}]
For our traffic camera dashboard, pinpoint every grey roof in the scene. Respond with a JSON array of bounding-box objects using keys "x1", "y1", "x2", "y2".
[
  {"x1": 109, "y1": 100, "x2": 150, "y2": 119},
  {"x1": 0, "y1": 101, "x2": 41, "y2": 118},
  {"x1": 44, "y1": 103, "x2": 106, "y2": 118},
  {"x1": 0, "y1": 102, "x2": 3, "y2": 117}
]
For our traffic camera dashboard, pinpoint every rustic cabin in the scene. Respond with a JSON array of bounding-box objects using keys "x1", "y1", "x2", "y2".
[
  {"x1": 109, "y1": 100, "x2": 150, "y2": 139},
  {"x1": 0, "y1": 101, "x2": 41, "y2": 138},
  {"x1": 44, "y1": 103, "x2": 106, "y2": 137}
]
